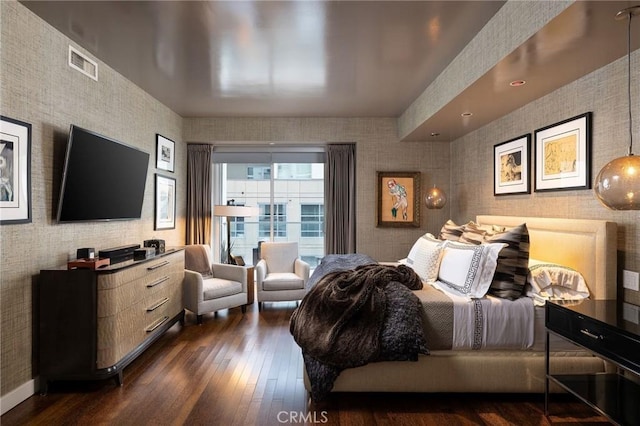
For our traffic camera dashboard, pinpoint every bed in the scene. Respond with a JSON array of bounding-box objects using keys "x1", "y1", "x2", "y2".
[{"x1": 297, "y1": 215, "x2": 617, "y2": 397}]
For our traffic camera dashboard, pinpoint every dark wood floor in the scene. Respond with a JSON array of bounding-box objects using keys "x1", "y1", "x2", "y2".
[{"x1": 3, "y1": 302, "x2": 610, "y2": 425}]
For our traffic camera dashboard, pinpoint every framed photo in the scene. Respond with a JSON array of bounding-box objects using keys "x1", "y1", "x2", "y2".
[
  {"x1": 376, "y1": 171, "x2": 421, "y2": 228},
  {"x1": 154, "y1": 174, "x2": 176, "y2": 230},
  {"x1": 0, "y1": 116, "x2": 31, "y2": 224},
  {"x1": 534, "y1": 112, "x2": 592, "y2": 192},
  {"x1": 156, "y1": 134, "x2": 175, "y2": 172},
  {"x1": 494, "y1": 134, "x2": 531, "y2": 196}
]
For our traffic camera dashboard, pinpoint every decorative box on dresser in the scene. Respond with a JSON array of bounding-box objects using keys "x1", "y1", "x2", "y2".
[{"x1": 38, "y1": 248, "x2": 185, "y2": 393}]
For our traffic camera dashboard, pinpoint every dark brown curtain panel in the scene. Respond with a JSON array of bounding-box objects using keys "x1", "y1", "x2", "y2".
[
  {"x1": 186, "y1": 144, "x2": 213, "y2": 245},
  {"x1": 325, "y1": 143, "x2": 356, "y2": 254}
]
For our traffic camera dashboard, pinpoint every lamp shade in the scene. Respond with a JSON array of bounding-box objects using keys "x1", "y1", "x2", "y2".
[
  {"x1": 425, "y1": 186, "x2": 447, "y2": 209},
  {"x1": 594, "y1": 155, "x2": 640, "y2": 210},
  {"x1": 213, "y1": 205, "x2": 259, "y2": 217}
]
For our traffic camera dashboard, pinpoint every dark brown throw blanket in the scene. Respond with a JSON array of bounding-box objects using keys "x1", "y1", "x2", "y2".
[{"x1": 290, "y1": 263, "x2": 428, "y2": 400}]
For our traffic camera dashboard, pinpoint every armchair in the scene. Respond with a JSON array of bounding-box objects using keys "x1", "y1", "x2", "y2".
[
  {"x1": 255, "y1": 242, "x2": 310, "y2": 310},
  {"x1": 183, "y1": 245, "x2": 248, "y2": 324}
]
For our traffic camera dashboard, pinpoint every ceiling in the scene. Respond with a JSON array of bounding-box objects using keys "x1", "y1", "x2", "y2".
[{"x1": 20, "y1": 1, "x2": 640, "y2": 141}]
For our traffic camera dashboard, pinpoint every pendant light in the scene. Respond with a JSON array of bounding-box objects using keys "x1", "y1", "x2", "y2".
[
  {"x1": 425, "y1": 185, "x2": 447, "y2": 209},
  {"x1": 594, "y1": 6, "x2": 640, "y2": 210}
]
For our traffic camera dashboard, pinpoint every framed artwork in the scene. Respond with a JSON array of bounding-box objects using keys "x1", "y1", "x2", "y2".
[
  {"x1": 154, "y1": 174, "x2": 176, "y2": 230},
  {"x1": 156, "y1": 134, "x2": 175, "y2": 172},
  {"x1": 534, "y1": 112, "x2": 592, "y2": 192},
  {"x1": 0, "y1": 116, "x2": 31, "y2": 224},
  {"x1": 376, "y1": 171, "x2": 421, "y2": 228},
  {"x1": 494, "y1": 134, "x2": 531, "y2": 196}
]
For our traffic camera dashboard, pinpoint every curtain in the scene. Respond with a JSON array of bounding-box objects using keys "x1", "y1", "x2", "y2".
[
  {"x1": 325, "y1": 143, "x2": 356, "y2": 254},
  {"x1": 186, "y1": 144, "x2": 213, "y2": 245}
]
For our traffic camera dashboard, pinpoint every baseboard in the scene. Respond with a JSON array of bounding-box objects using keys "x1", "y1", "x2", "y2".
[{"x1": 0, "y1": 379, "x2": 35, "y2": 415}]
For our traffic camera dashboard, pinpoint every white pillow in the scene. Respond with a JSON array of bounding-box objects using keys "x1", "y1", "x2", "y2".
[
  {"x1": 434, "y1": 240, "x2": 506, "y2": 298},
  {"x1": 403, "y1": 233, "x2": 447, "y2": 283},
  {"x1": 526, "y1": 259, "x2": 589, "y2": 306}
]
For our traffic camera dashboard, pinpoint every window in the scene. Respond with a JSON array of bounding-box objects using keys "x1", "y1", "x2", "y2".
[
  {"x1": 213, "y1": 149, "x2": 326, "y2": 263},
  {"x1": 259, "y1": 203, "x2": 287, "y2": 238},
  {"x1": 276, "y1": 164, "x2": 312, "y2": 179},
  {"x1": 301, "y1": 204, "x2": 324, "y2": 237},
  {"x1": 230, "y1": 217, "x2": 245, "y2": 238},
  {"x1": 247, "y1": 165, "x2": 271, "y2": 180}
]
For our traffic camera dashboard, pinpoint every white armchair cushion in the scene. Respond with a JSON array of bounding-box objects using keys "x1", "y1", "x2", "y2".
[
  {"x1": 203, "y1": 278, "x2": 243, "y2": 300},
  {"x1": 263, "y1": 273, "x2": 305, "y2": 290},
  {"x1": 262, "y1": 242, "x2": 299, "y2": 273}
]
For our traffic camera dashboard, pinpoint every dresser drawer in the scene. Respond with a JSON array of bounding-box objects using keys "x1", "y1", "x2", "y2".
[
  {"x1": 97, "y1": 283, "x2": 182, "y2": 368},
  {"x1": 97, "y1": 262, "x2": 183, "y2": 317},
  {"x1": 97, "y1": 251, "x2": 183, "y2": 291},
  {"x1": 547, "y1": 302, "x2": 640, "y2": 374}
]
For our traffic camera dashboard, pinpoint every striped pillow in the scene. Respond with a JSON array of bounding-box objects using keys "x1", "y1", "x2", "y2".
[
  {"x1": 439, "y1": 220, "x2": 465, "y2": 241},
  {"x1": 485, "y1": 223, "x2": 530, "y2": 300},
  {"x1": 459, "y1": 222, "x2": 488, "y2": 245}
]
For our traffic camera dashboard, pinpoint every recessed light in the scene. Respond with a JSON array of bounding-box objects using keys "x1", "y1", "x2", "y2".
[
  {"x1": 510, "y1": 80, "x2": 526, "y2": 87},
  {"x1": 430, "y1": 132, "x2": 440, "y2": 137},
  {"x1": 461, "y1": 112, "x2": 473, "y2": 117}
]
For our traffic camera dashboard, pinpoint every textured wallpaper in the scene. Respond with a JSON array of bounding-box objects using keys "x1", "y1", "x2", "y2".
[
  {"x1": 449, "y1": 49, "x2": 640, "y2": 306},
  {"x1": 0, "y1": 1, "x2": 186, "y2": 395}
]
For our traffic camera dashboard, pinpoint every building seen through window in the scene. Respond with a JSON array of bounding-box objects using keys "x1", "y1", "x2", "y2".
[{"x1": 219, "y1": 162, "x2": 324, "y2": 268}]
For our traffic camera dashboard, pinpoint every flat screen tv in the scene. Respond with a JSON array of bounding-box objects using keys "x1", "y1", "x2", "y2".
[{"x1": 57, "y1": 125, "x2": 150, "y2": 222}]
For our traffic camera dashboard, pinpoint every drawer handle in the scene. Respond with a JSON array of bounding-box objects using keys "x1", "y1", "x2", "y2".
[
  {"x1": 147, "y1": 276, "x2": 169, "y2": 288},
  {"x1": 580, "y1": 329, "x2": 603, "y2": 340},
  {"x1": 147, "y1": 297, "x2": 169, "y2": 312},
  {"x1": 147, "y1": 261, "x2": 170, "y2": 271},
  {"x1": 145, "y1": 316, "x2": 169, "y2": 333}
]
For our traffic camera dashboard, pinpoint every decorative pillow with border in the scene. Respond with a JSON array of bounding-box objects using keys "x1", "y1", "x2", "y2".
[
  {"x1": 485, "y1": 223, "x2": 530, "y2": 300},
  {"x1": 434, "y1": 240, "x2": 507, "y2": 298},
  {"x1": 403, "y1": 233, "x2": 447, "y2": 283}
]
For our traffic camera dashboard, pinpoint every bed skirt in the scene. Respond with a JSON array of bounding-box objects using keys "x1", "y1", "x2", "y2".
[{"x1": 303, "y1": 350, "x2": 610, "y2": 393}]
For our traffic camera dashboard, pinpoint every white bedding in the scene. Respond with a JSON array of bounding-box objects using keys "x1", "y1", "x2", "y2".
[{"x1": 438, "y1": 287, "x2": 535, "y2": 350}]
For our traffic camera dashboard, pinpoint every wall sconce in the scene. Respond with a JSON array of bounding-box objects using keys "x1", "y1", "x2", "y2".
[
  {"x1": 594, "y1": 6, "x2": 640, "y2": 210},
  {"x1": 425, "y1": 185, "x2": 447, "y2": 209}
]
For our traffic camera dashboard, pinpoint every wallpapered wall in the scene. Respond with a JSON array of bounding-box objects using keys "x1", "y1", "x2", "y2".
[
  {"x1": 0, "y1": 2, "x2": 186, "y2": 396},
  {"x1": 449, "y1": 49, "x2": 640, "y2": 306}
]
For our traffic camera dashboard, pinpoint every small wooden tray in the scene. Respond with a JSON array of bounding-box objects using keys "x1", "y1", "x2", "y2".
[{"x1": 67, "y1": 257, "x2": 111, "y2": 270}]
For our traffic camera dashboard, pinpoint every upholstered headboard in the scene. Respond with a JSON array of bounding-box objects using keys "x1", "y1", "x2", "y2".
[{"x1": 476, "y1": 215, "x2": 617, "y2": 300}]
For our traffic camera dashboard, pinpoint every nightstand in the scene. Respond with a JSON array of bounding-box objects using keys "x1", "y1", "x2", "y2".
[{"x1": 545, "y1": 300, "x2": 640, "y2": 425}]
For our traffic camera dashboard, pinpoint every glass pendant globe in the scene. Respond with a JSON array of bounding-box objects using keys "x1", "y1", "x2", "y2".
[
  {"x1": 594, "y1": 155, "x2": 640, "y2": 210},
  {"x1": 425, "y1": 187, "x2": 447, "y2": 209}
]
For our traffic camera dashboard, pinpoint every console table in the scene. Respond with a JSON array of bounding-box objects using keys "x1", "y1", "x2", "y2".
[
  {"x1": 545, "y1": 299, "x2": 640, "y2": 425},
  {"x1": 245, "y1": 266, "x2": 255, "y2": 305},
  {"x1": 38, "y1": 248, "x2": 185, "y2": 393}
]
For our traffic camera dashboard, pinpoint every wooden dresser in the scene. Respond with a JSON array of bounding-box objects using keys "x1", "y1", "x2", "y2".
[{"x1": 38, "y1": 248, "x2": 185, "y2": 393}]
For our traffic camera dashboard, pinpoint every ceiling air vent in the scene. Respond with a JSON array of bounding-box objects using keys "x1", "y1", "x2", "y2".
[{"x1": 68, "y1": 45, "x2": 98, "y2": 81}]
